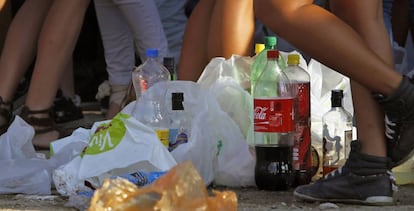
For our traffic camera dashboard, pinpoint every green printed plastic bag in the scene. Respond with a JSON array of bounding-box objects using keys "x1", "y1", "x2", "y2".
[{"x1": 77, "y1": 113, "x2": 176, "y2": 180}]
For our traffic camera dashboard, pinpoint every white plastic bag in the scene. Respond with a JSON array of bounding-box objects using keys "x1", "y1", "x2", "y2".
[
  {"x1": 127, "y1": 81, "x2": 255, "y2": 187},
  {"x1": 0, "y1": 116, "x2": 84, "y2": 195},
  {"x1": 53, "y1": 113, "x2": 177, "y2": 196}
]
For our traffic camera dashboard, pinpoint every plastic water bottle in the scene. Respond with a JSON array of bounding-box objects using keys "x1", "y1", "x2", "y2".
[
  {"x1": 132, "y1": 48, "x2": 171, "y2": 147},
  {"x1": 132, "y1": 48, "x2": 171, "y2": 101},
  {"x1": 284, "y1": 54, "x2": 312, "y2": 186},
  {"x1": 253, "y1": 50, "x2": 295, "y2": 191}
]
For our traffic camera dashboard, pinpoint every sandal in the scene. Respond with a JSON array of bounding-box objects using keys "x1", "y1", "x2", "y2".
[
  {"x1": 20, "y1": 106, "x2": 64, "y2": 150},
  {"x1": 0, "y1": 96, "x2": 12, "y2": 135}
]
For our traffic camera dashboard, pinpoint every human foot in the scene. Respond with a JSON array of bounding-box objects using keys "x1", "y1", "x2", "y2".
[
  {"x1": 374, "y1": 76, "x2": 414, "y2": 167},
  {"x1": 21, "y1": 106, "x2": 62, "y2": 150},
  {"x1": 294, "y1": 141, "x2": 396, "y2": 205},
  {"x1": 0, "y1": 97, "x2": 12, "y2": 135}
]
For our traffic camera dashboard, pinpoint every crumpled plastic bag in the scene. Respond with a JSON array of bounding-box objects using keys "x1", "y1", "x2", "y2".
[
  {"x1": 88, "y1": 161, "x2": 237, "y2": 211},
  {"x1": 124, "y1": 81, "x2": 255, "y2": 187},
  {"x1": 0, "y1": 116, "x2": 87, "y2": 195},
  {"x1": 53, "y1": 113, "x2": 177, "y2": 196}
]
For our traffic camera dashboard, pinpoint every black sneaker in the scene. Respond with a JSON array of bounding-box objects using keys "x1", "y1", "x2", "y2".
[
  {"x1": 53, "y1": 95, "x2": 84, "y2": 124},
  {"x1": 374, "y1": 76, "x2": 414, "y2": 167},
  {"x1": 294, "y1": 141, "x2": 396, "y2": 206}
]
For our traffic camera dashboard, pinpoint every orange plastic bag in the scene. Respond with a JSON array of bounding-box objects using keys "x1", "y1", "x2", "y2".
[{"x1": 88, "y1": 161, "x2": 237, "y2": 211}]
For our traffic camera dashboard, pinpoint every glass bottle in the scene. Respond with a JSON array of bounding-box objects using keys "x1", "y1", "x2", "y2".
[
  {"x1": 253, "y1": 50, "x2": 295, "y2": 191},
  {"x1": 163, "y1": 57, "x2": 176, "y2": 81},
  {"x1": 284, "y1": 54, "x2": 312, "y2": 186},
  {"x1": 322, "y1": 89, "x2": 353, "y2": 176},
  {"x1": 168, "y1": 92, "x2": 189, "y2": 151}
]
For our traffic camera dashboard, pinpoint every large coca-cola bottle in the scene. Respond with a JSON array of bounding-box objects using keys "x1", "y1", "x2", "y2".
[
  {"x1": 253, "y1": 50, "x2": 295, "y2": 191},
  {"x1": 284, "y1": 54, "x2": 312, "y2": 186}
]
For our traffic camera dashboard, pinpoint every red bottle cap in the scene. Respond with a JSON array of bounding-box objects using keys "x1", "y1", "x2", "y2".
[{"x1": 267, "y1": 50, "x2": 279, "y2": 59}]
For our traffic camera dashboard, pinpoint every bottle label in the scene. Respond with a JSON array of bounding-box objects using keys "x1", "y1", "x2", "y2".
[
  {"x1": 154, "y1": 128, "x2": 169, "y2": 147},
  {"x1": 292, "y1": 82, "x2": 312, "y2": 171},
  {"x1": 254, "y1": 98, "x2": 294, "y2": 133}
]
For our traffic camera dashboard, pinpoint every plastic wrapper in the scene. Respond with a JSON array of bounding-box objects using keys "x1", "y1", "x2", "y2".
[{"x1": 88, "y1": 161, "x2": 237, "y2": 211}]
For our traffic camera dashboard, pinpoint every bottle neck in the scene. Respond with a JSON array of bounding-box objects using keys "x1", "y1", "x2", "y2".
[{"x1": 331, "y1": 98, "x2": 343, "y2": 108}]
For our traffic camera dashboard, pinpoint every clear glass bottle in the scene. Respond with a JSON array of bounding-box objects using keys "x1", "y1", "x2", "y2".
[
  {"x1": 253, "y1": 50, "x2": 295, "y2": 191},
  {"x1": 168, "y1": 92, "x2": 189, "y2": 151},
  {"x1": 322, "y1": 89, "x2": 353, "y2": 176},
  {"x1": 132, "y1": 48, "x2": 171, "y2": 101},
  {"x1": 284, "y1": 54, "x2": 312, "y2": 186}
]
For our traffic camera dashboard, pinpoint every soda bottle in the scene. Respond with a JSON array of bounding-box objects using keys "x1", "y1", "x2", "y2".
[
  {"x1": 253, "y1": 50, "x2": 295, "y2": 191},
  {"x1": 132, "y1": 48, "x2": 171, "y2": 101},
  {"x1": 322, "y1": 89, "x2": 353, "y2": 176},
  {"x1": 254, "y1": 43, "x2": 265, "y2": 57},
  {"x1": 283, "y1": 54, "x2": 312, "y2": 186},
  {"x1": 168, "y1": 92, "x2": 189, "y2": 151},
  {"x1": 163, "y1": 57, "x2": 176, "y2": 81},
  {"x1": 251, "y1": 36, "x2": 286, "y2": 95}
]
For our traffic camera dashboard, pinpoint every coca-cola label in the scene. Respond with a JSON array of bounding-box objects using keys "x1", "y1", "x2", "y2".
[{"x1": 254, "y1": 98, "x2": 295, "y2": 133}]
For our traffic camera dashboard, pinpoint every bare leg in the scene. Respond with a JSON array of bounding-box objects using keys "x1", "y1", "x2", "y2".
[
  {"x1": 178, "y1": 0, "x2": 254, "y2": 81},
  {"x1": 392, "y1": 0, "x2": 410, "y2": 46},
  {"x1": 0, "y1": 0, "x2": 52, "y2": 102},
  {"x1": 330, "y1": 0, "x2": 394, "y2": 157},
  {"x1": 254, "y1": 0, "x2": 402, "y2": 96},
  {"x1": 24, "y1": 0, "x2": 90, "y2": 147},
  {"x1": 255, "y1": 0, "x2": 399, "y2": 157},
  {"x1": 59, "y1": 59, "x2": 76, "y2": 99}
]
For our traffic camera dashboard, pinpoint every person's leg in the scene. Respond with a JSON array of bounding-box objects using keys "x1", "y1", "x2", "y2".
[
  {"x1": 24, "y1": 0, "x2": 90, "y2": 147},
  {"x1": 254, "y1": 0, "x2": 405, "y2": 205},
  {"x1": 391, "y1": 0, "x2": 410, "y2": 47},
  {"x1": 0, "y1": 0, "x2": 51, "y2": 102},
  {"x1": 94, "y1": 0, "x2": 134, "y2": 119},
  {"x1": 0, "y1": 0, "x2": 52, "y2": 134},
  {"x1": 254, "y1": 0, "x2": 402, "y2": 96},
  {"x1": 330, "y1": 0, "x2": 394, "y2": 157},
  {"x1": 178, "y1": 0, "x2": 254, "y2": 81},
  {"x1": 177, "y1": 0, "x2": 214, "y2": 81},
  {"x1": 115, "y1": 0, "x2": 169, "y2": 61}
]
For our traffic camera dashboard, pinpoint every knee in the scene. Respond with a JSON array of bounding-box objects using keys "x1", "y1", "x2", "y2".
[{"x1": 253, "y1": 1, "x2": 288, "y2": 34}]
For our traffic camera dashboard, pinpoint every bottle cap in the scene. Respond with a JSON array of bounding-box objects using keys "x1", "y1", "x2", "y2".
[
  {"x1": 172, "y1": 92, "x2": 184, "y2": 110},
  {"x1": 287, "y1": 54, "x2": 300, "y2": 65},
  {"x1": 264, "y1": 36, "x2": 277, "y2": 47},
  {"x1": 331, "y1": 89, "x2": 344, "y2": 107},
  {"x1": 146, "y1": 48, "x2": 159, "y2": 58},
  {"x1": 255, "y1": 43, "x2": 265, "y2": 54},
  {"x1": 267, "y1": 50, "x2": 279, "y2": 59}
]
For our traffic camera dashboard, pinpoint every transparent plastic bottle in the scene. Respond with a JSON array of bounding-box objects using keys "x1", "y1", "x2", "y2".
[
  {"x1": 132, "y1": 48, "x2": 171, "y2": 101},
  {"x1": 253, "y1": 50, "x2": 295, "y2": 191},
  {"x1": 139, "y1": 99, "x2": 170, "y2": 148},
  {"x1": 322, "y1": 89, "x2": 353, "y2": 176},
  {"x1": 163, "y1": 57, "x2": 176, "y2": 81},
  {"x1": 284, "y1": 54, "x2": 312, "y2": 186},
  {"x1": 251, "y1": 36, "x2": 286, "y2": 95},
  {"x1": 168, "y1": 92, "x2": 189, "y2": 151}
]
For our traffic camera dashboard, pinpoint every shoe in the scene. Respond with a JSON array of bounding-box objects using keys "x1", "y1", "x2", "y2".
[
  {"x1": 21, "y1": 106, "x2": 65, "y2": 150},
  {"x1": 294, "y1": 140, "x2": 396, "y2": 206},
  {"x1": 53, "y1": 95, "x2": 83, "y2": 124},
  {"x1": 0, "y1": 96, "x2": 12, "y2": 135},
  {"x1": 374, "y1": 76, "x2": 414, "y2": 167}
]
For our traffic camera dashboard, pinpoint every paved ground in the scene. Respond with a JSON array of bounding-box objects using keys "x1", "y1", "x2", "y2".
[{"x1": 2, "y1": 102, "x2": 414, "y2": 210}]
